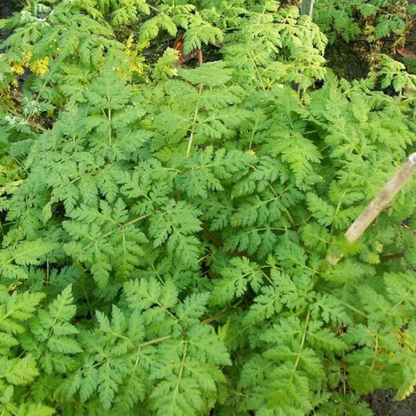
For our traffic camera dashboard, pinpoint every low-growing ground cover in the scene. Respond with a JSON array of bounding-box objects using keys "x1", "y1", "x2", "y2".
[{"x1": 1, "y1": 1, "x2": 416, "y2": 415}]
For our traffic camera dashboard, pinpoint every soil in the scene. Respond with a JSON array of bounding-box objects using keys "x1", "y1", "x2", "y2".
[
  {"x1": 0, "y1": 0, "x2": 20, "y2": 19},
  {"x1": 366, "y1": 390, "x2": 416, "y2": 416},
  {"x1": 324, "y1": 39, "x2": 372, "y2": 81}
]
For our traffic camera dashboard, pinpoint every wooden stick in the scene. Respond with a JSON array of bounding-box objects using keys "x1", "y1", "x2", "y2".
[
  {"x1": 300, "y1": 0, "x2": 315, "y2": 17},
  {"x1": 296, "y1": 0, "x2": 315, "y2": 93},
  {"x1": 327, "y1": 153, "x2": 416, "y2": 265}
]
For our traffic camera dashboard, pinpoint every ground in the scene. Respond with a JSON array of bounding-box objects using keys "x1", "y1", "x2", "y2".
[
  {"x1": 1, "y1": 1, "x2": 416, "y2": 415},
  {"x1": 366, "y1": 389, "x2": 416, "y2": 415}
]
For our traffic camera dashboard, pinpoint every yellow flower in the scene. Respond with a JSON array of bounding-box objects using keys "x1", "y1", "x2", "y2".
[
  {"x1": 129, "y1": 60, "x2": 144, "y2": 75},
  {"x1": 29, "y1": 57, "x2": 50, "y2": 76},
  {"x1": 125, "y1": 32, "x2": 134, "y2": 56},
  {"x1": 10, "y1": 62, "x2": 25, "y2": 75},
  {"x1": 9, "y1": 52, "x2": 50, "y2": 77},
  {"x1": 9, "y1": 52, "x2": 32, "y2": 75}
]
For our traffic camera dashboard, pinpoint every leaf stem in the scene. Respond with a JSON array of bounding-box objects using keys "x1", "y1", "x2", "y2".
[
  {"x1": 174, "y1": 341, "x2": 188, "y2": 394},
  {"x1": 200, "y1": 300, "x2": 243, "y2": 325},
  {"x1": 371, "y1": 334, "x2": 379, "y2": 370},
  {"x1": 186, "y1": 86, "x2": 203, "y2": 157},
  {"x1": 108, "y1": 108, "x2": 112, "y2": 146},
  {"x1": 340, "y1": 300, "x2": 367, "y2": 318},
  {"x1": 137, "y1": 335, "x2": 173, "y2": 348},
  {"x1": 291, "y1": 308, "x2": 310, "y2": 379},
  {"x1": 77, "y1": 213, "x2": 151, "y2": 256}
]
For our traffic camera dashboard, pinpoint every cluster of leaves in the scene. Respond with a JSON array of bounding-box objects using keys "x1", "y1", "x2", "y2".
[
  {"x1": 1, "y1": 0, "x2": 416, "y2": 415},
  {"x1": 313, "y1": 0, "x2": 415, "y2": 43}
]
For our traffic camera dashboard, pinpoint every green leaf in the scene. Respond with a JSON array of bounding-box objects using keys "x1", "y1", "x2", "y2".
[
  {"x1": 211, "y1": 257, "x2": 263, "y2": 306},
  {"x1": 2, "y1": 355, "x2": 39, "y2": 386},
  {"x1": 0, "y1": 288, "x2": 45, "y2": 335}
]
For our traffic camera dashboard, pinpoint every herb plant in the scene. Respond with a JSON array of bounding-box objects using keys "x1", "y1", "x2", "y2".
[
  {"x1": 314, "y1": 0, "x2": 414, "y2": 43},
  {"x1": 1, "y1": 1, "x2": 416, "y2": 415}
]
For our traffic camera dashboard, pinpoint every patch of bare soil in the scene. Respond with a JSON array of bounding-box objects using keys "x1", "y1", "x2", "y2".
[{"x1": 366, "y1": 389, "x2": 416, "y2": 416}]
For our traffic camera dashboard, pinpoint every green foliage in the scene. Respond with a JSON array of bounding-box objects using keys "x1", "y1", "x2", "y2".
[
  {"x1": 1, "y1": 0, "x2": 416, "y2": 415},
  {"x1": 314, "y1": 0, "x2": 411, "y2": 43}
]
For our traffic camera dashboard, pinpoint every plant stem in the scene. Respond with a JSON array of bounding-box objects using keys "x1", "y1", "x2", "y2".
[
  {"x1": 291, "y1": 309, "x2": 310, "y2": 379},
  {"x1": 186, "y1": 86, "x2": 203, "y2": 157},
  {"x1": 137, "y1": 335, "x2": 173, "y2": 348},
  {"x1": 108, "y1": 108, "x2": 112, "y2": 146}
]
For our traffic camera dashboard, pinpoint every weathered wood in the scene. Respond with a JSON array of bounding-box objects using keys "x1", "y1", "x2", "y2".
[
  {"x1": 327, "y1": 153, "x2": 416, "y2": 265},
  {"x1": 300, "y1": 0, "x2": 315, "y2": 17}
]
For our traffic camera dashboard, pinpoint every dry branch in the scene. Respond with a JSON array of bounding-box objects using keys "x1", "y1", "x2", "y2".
[{"x1": 327, "y1": 153, "x2": 416, "y2": 265}]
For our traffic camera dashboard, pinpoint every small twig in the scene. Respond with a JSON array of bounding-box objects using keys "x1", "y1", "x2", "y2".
[
  {"x1": 382, "y1": 252, "x2": 405, "y2": 261},
  {"x1": 202, "y1": 224, "x2": 222, "y2": 248}
]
